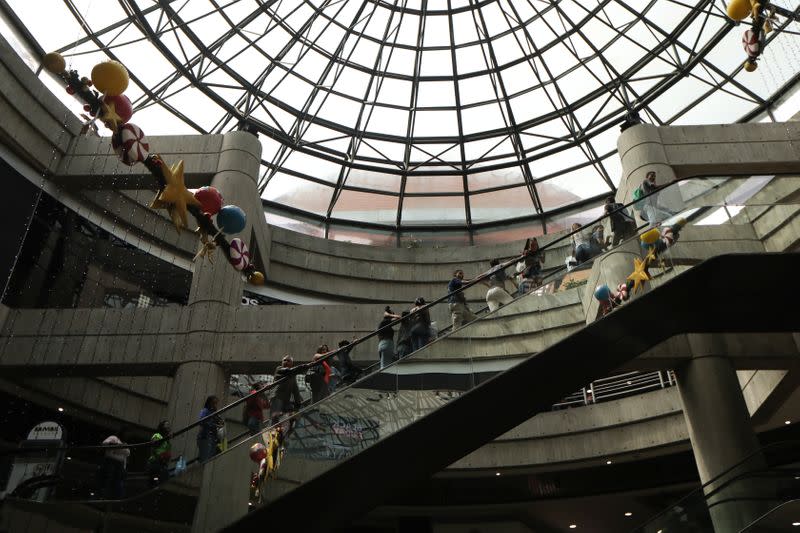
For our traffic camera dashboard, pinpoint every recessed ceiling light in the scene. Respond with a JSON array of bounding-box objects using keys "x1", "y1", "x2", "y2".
[
  {"x1": 57, "y1": 407, "x2": 64, "y2": 412},
  {"x1": 569, "y1": 525, "x2": 577, "y2": 529},
  {"x1": 625, "y1": 512, "x2": 633, "y2": 517}
]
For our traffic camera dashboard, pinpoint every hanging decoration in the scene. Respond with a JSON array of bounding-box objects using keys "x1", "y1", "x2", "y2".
[
  {"x1": 41, "y1": 52, "x2": 266, "y2": 286},
  {"x1": 594, "y1": 218, "x2": 686, "y2": 317},
  {"x1": 228, "y1": 238, "x2": 251, "y2": 271},
  {"x1": 726, "y1": 0, "x2": 800, "y2": 72}
]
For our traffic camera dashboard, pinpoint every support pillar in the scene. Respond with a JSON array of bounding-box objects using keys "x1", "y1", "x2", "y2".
[
  {"x1": 676, "y1": 355, "x2": 772, "y2": 532},
  {"x1": 177, "y1": 130, "x2": 262, "y2": 531},
  {"x1": 166, "y1": 361, "x2": 228, "y2": 461}
]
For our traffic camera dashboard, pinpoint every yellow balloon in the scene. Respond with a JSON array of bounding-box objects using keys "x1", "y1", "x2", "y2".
[
  {"x1": 640, "y1": 228, "x2": 661, "y2": 245},
  {"x1": 91, "y1": 60, "x2": 129, "y2": 96},
  {"x1": 248, "y1": 271, "x2": 265, "y2": 285},
  {"x1": 727, "y1": 0, "x2": 751, "y2": 21},
  {"x1": 43, "y1": 52, "x2": 66, "y2": 74},
  {"x1": 744, "y1": 59, "x2": 758, "y2": 72}
]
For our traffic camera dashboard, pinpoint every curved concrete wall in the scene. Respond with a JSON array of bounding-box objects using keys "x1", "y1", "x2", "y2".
[{"x1": 1, "y1": 30, "x2": 799, "y2": 473}]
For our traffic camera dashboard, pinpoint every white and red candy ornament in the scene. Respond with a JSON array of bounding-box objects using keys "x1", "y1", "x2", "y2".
[
  {"x1": 742, "y1": 29, "x2": 760, "y2": 58},
  {"x1": 112, "y1": 123, "x2": 149, "y2": 166},
  {"x1": 229, "y1": 238, "x2": 251, "y2": 271}
]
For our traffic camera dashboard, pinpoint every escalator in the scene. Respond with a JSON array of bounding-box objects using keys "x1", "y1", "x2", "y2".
[{"x1": 226, "y1": 252, "x2": 800, "y2": 532}]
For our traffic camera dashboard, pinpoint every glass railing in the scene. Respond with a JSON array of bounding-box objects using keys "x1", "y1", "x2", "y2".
[
  {"x1": 632, "y1": 441, "x2": 800, "y2": 533},
  {"x1": 247, "y1": 174, "x2": 797, "y2": 508},
  {"x1": 1, "y1": 174, "x2": 796, "y2": 526}
]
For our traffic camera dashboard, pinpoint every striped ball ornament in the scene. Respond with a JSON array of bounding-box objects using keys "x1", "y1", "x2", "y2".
[
  {"x1": 112, "y1": 123, "x2": 149, "y2": 166},
  {"x1": 229, "y1": 238, "x2": 251, "y2": 271}
]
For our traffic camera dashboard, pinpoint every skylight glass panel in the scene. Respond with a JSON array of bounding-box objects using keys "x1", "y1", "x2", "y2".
[{"x1": 3, "y1": 0, "x2": 798, "y2": 241}]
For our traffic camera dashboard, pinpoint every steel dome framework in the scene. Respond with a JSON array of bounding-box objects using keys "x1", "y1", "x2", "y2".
[{"x1": 2, "y1": 0, "x2": 800, "y2": 241}]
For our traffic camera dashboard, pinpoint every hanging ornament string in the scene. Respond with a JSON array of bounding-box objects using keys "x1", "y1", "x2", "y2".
[{"x1": 40, "y1": 52, "x2": 265, "y2": 286}]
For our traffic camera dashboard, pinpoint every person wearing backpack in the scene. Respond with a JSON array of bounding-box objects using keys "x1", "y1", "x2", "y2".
[
  {"x1": 604, "y1": 196, "x2": 638, "y2": 246},
  {"x1": 638, "y1": 171, "x2": 674, "y2": 226}
]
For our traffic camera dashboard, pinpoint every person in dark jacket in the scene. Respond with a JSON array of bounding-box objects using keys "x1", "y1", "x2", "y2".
[
  {"x1": 197, "y1": 395, "x2": 222, "y2": 461},
  {"x1": 271, "y1": 355, "x2": 302, "y2": 424},
  {"x1": 395, "y1": 311, "x2": 413, "y2": 359},
  {"x1": 307, "y1": 347, "x2": 331, "y2": 403},
  {"x1": 335, "y1": 339, "x2": 359, "y2": 382},
  {"x1": 604, "y1": 196, "x2": 638, "y2": 246}
]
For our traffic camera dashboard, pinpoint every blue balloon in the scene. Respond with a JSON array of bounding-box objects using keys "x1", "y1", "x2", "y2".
[
  {"x1": 217, "y1": 205, "x2": 247, "y2": 234},
  {"x1": 594, "y1": 284, "x2": 611, "y2": 301}
]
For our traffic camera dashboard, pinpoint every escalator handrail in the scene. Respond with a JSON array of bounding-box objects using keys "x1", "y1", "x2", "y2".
[
  {"x1": 633, "y1": 440, "x2": 800, "y2": 529},
  {"x1": 230, "y1": 252, "x2": 800, "y2": 532}
]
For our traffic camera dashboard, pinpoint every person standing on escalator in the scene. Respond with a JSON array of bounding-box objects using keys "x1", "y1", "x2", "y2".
[
  {"x1": 448, "y1": 270, "x2": 477, "y2": 328},
  {"x1": 147, "y1": 420, "x2": 172, "y2": 487},
  {"x1": 271, "y1": 355, "x2": 302, "y2": 424}
]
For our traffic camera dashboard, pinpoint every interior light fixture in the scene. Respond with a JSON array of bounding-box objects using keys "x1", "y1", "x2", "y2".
[
  {"x1": 786, "y1": 420, "x2": 792, "y2": 425},
  {"x1": 606, "y1": 460, "x2": 612, "y2": 465},
  {"x1": 792, "y1": 522, "x2": 800, "y2": 526},
  {"x1": 495, "y1": 472, "x2": 501, "y2": 476},
  {"x1": 625, "y1": 512, "x2": 633, "y2": 517},
  {"x1": 569, "y1": 525, "x2": 577, "y2": 529},
  {"x1": 57, "y1": 407, "x2": 64, "y2": 412}
]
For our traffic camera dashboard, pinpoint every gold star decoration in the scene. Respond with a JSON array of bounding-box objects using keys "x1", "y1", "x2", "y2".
[
  {"x1": 149, "y1": 158, "x2": 200, "y2": 232},
  {"x1": 99, "y1": 99, "x2": 124, "y2": 131},
  {"x1": 626, "y1": 256, "x2": 652, "y2": 294}
]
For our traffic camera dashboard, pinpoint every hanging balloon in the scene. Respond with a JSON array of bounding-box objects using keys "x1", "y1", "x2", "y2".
[
  {"x1": 250, "y1": 442, "x2": 267, "y2": 463},
  {"x1": 228, "y1": 238, "x2": 251, "y2": 271},
  {"x1": 112, "y1": 123, "x2": 150, "y2": 166},
  {"x1": 91, "y1": 60, "x2": 129, "y2": 96},
  {"x1": 43, "y1": 52, "x2": 66, "y2": 74},
  {"x1": 216, "y1": 205, "x2": 247, "y2": 234},
  {"x1": 594, "y1": 284, "x2": 611, "y2": 302},
  {"x1": 726, "y1": 0, "x2": 752, "y2": 21},
  {"x1": 742, "y1": 29, "x2": 760, "y2": 58},
  {"x1": 640, "y1": 228, "x2": 661, "y2": 246},
  {"x1": 248, "y1": 271, "x2": 266, "y2": 286},
  {"x1": 194, "y1": 186, "x2": 224, "y2": 215}
]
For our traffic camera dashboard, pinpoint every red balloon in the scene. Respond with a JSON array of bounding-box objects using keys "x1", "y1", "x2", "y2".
[
  {"x1": 103, "y1": 94, "x2": 133, "y2": 124},
  {"x1": 250, "y1": 442, "x2": 267, "y2": 463},
  {"x1": 194, "y1": 186, "x2": 224, "y2": 215}
]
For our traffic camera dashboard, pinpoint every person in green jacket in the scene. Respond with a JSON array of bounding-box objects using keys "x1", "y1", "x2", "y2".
[{"x1": 147, "y1": 420, "x2": 172, "y2": 487}]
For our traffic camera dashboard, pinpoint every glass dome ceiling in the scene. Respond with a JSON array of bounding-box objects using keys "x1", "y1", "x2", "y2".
[{"x1": 2, "y1": 0, "x2": 800, "y2": 240}]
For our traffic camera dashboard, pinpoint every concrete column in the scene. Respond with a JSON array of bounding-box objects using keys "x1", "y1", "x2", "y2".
[
  {"x1": 191, "y1": 439, "x2": 253, "y2": 533},
  {"x1": 676, "y1": 355, "x2": 772, "y2": 532},
  {"x1": 166, "y1": 361, "x2": 228, "y2": 461},
  {"x1": 616, "y1": 124, "x2": 684, "y2": 216},
  {"x1": 175, "y1": 131, "x2": 262, "y2": 529}
]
